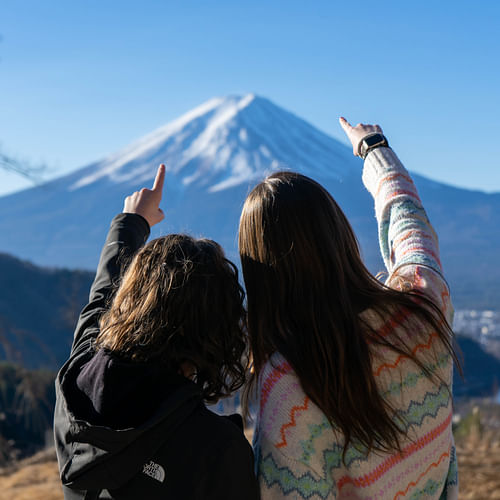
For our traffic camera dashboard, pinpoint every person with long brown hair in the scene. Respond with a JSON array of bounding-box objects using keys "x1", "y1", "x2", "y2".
[
  {"x1": 54, "y1": 165, "x2": 259, "y2": 499},
  {"x1": 239, "y1": 120, "x2": 459, "y2": 499}
]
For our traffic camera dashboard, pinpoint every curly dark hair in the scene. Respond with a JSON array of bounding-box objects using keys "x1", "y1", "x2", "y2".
[{"x1": 96, "y1": 234, "x2": 247, "y2": 404}]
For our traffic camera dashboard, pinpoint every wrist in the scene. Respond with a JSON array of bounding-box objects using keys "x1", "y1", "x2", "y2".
[
  {"x1": 121, "y1": 211, "x2": 151, "y2": 230},
  {"x1": 358, "y1": 133, "x2": 389, "y2": 160}
]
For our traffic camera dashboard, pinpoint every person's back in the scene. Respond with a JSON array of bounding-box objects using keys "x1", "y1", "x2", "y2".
[
  {"x1": 239, "y1": 121, "x2": 459, "y2": 499},
  {"x1": 54, "y1": 165, "x2": 259, "y2": 499},
  {"x1": 256, "y1": 298, "x2": 455, "y2": 499}
]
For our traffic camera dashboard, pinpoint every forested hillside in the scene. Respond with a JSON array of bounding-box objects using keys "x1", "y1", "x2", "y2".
[
  {"x1": 0, "y1": 253, "x2": 93, "y2": 369},
  {"x1": 0, "y1": 363, "x2": 55, "y2": 465}
]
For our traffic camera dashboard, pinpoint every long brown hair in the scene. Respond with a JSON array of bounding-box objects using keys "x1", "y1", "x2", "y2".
[
  {"x1": 97, "y1": 234, "x2": 247, "y2": 404},
  {"x1": 239, "y1": 171, "x2": 459, "y2": 457}
]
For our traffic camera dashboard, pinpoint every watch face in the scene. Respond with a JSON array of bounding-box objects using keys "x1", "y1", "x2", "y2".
[{"x1": 364, "y1": 134, "x2": 384, "y2": 148}]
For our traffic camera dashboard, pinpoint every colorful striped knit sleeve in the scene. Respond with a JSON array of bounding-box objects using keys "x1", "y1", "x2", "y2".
[{"x1": 362, "y1": 147, "x2": 452, "y2": 320}]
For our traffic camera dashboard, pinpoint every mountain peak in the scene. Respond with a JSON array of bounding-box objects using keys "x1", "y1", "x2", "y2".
[
  {"x1": 69, "y1": 94, "x2": 355, "y2": 193},
  {"x1": 163, "y1": 93, "x2": 258, "y2": 133}
]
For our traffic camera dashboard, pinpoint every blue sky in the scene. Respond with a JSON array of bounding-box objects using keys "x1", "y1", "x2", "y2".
[{"x1": 1, "y1": 0, "x2": 499, "y2": 195}]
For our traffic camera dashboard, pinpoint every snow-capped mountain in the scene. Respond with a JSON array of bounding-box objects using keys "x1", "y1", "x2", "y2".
[
  {"x1": 0, "y1": 94, "x2": 499, "y2": 308},
  {"x1": 70, "y1": 94, "x2": 354, "y2": 193}
]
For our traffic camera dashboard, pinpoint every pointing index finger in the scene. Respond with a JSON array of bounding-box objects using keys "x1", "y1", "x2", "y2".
[
  {"x1": 339, "y1": 116, "x2": 353, "y2": 132},
  {"x1": 152, "y1": 164, "x2": 166, "y2": 197}
]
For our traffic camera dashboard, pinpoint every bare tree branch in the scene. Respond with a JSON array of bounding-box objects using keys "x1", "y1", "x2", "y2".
[
  {"x1": 0, "y1": 151, "x2": 46, "y2": 183},
  {"x1": 0, "y1": 35, "x2": 46, "y2": 185}
]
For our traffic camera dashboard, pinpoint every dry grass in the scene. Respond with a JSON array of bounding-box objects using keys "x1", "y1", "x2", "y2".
[
  {"x1": 453, "y1": 400, "x2": 500, "y2": 498},
  {"x1": 456, "y1": 429, "x2": 500, "y2": 499},
  {"x1": 0, "y1": 448, "x2": 63, "y2": 500}
]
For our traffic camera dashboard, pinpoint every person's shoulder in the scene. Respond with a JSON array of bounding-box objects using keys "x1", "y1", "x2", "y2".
[
  {"x1": 260, "y1": 352, "x2": 302, "y2": 402},
  {"x1": 185, "y1": 404, "x2": 250, "y2": 448},
  {"x1": 182, "y1": 407, "x2": 259, "y2": 499},
  {"x1": 200, "y1": 406, "x2": 248, "y2": 440},
  {"x1": 259, "y1": 353, "x2": 324, "y2": 434}
]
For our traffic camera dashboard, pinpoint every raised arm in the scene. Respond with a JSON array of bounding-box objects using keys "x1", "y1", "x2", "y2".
[
  {"x1": 339, "y1": 119, "x2": 452, "y2": 319},
  {"x1": 70, "y1": 164, "x2": 166, "y2": 357}
]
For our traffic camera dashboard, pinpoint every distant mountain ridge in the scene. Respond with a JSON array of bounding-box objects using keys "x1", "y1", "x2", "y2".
[
  {"x1": 0, "y1": 94, "x2": 499, "y2": 308},
  {"x1": 0, "y1": 253, "x2": 92, "y2": 369}
]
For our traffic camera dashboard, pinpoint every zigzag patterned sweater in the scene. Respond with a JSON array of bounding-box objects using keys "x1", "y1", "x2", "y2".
[{"x1": 254, "y1": 147, "x2": 458, "y2": 499}]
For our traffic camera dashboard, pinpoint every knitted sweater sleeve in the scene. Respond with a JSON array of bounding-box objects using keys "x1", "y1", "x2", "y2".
[
  {"x1": 363, "y1": 147, "x2": 458, "y2": 499},
  {"x1": 362, "y1": 147, "x2": 453, "y2": 322}
]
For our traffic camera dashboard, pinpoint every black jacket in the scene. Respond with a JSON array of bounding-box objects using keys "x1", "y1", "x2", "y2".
[{"x1": 54, "y1": 213, "x2": 259, "y2": 499}]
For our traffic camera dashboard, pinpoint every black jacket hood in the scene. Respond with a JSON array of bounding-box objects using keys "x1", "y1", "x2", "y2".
[{"x1": 54, "y1": 351, "x2": 202, "y2": 491}]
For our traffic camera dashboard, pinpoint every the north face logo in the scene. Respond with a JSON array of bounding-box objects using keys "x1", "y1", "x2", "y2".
[{"x1": 142, "y1": 461, "x2": 166, "y2": 483}]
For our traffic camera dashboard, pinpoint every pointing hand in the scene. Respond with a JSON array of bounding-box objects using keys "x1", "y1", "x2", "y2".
[
  {"x1": 339, "y1": 117, "x2": 383, "y2": 157},
  {"x1": 123, "y1": 164, "x2": 166, "y2": 227}
]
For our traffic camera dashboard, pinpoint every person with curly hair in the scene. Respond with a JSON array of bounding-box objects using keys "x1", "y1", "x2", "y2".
[{"x1": 54, "y1": 164, "x2": 259, "y2": 499}]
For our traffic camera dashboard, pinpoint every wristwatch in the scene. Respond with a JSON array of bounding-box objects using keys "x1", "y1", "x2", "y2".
[{"x1": 358, "y1": 133, "x2": 389, "y2": 160}]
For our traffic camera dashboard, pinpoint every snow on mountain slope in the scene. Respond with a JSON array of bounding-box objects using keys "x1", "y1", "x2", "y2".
[
  {"x1": 0, "y1": 94, "x2": 499, "y2": 309},
  {"x1": 68, "y1": 94, "x2": 355, "y2": 193}
]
